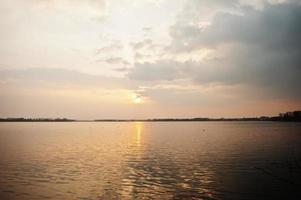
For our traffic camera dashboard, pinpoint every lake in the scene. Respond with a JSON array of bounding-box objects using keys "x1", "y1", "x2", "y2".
[{"x1": 0, "y1": 122, "x2": 300, "y2": 199}]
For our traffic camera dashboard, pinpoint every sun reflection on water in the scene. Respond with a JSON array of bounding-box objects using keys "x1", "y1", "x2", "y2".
[
  {"x1": 135, "y1": 122, "x2": 142, "y2": 146},
  {"x1": 2, "y1": 122, "x2": 297, "y2": 199}
]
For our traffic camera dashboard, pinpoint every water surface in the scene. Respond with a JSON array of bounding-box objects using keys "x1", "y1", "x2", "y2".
[{"x1": 0, "y1": 122, "x2": 301, "y2": 199}]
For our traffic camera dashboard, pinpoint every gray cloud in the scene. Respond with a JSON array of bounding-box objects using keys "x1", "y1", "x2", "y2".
[
  {"x1": 128, "y1": 2, "x2": 301, "y2": 99},
  {"x1": 104, "y1": 57, "x2": 130, "y2": 65},
  {"x1": 134, "y1": 52, "x2": 152, "y2": 61},
  {"x1": 128, "y1": 60, "x2": 196, "y2": 81},
  {"x1": 170, "y1": 1, "x2": 301, "y2": 51}
]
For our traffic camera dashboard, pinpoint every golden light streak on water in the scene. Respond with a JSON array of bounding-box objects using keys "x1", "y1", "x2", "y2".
[{"x1": 135, "y1": 122, "x2": 142, "y2": 146}]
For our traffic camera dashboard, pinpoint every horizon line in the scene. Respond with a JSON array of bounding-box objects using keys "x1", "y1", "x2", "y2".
[
  {"x1": 1, "y1": 110, "x2": 301, "y2": 121},
  {"x1": 1, "y1": 111, "x2": 300, "y2": 122}
]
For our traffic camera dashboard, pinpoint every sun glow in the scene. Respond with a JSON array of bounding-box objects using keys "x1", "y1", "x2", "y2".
[{"x1": 133, "y1": 95, "x2": 142, "y2": 104}]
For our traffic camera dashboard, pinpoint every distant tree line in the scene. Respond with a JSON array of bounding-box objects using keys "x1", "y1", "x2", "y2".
[
  {"x1": 276, "y1": 111, "x2": 301, "y2": 121},
  {"x1": 0, "y1": 118, "x2": 75, "y2": 122},
  {"x1": 95, "y1": 111, "x2": 301, "y2": 122},
  {"x1": 0, "y1": 111, "x2": 300, "y2": 122}
]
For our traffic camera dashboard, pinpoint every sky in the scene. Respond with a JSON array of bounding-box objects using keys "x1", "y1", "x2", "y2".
[{"x1": 0, "y1": 0, "x2": 300, "y2": 119}]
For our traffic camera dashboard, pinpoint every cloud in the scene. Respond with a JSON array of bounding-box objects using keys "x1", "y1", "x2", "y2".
[
  {"x1": 128, "y1": 1, "x2": 301, "y2": 100},
  {"x1": 96, "y1": 43, "x2": 123, "y2": 55},
  {"x1": 169, "y1": 1, "x2": 301, "y2": 51},
  {"x1": 0, "y1": 0, "x2": 300, "y2": 118},
  {"x1": 142, "y1": 27, "x2": 152, "y2": 32},
  {"x1": 113, "y1": 67, "x2": 130, "y2": 72},
  {"x1": 31, "y1": 0, "x2": 106, "y2": 17},
  {"x1": 0, "y1": 67, "x2": 149, "y2": 119},
  {"x1": 0, "y1": 68, "x2": 129, "y2": 89},
  {"x1": 0, "y1": 0, "x2": 107, "y2": 22},
  {"x1": 134, "y1": 52, "x2": 151, "y2": 61},
  {"x1": 130, "y1": 39, "x2": 153, "y2": 50},
  {"x1": 130, "y1": 39, "x2": 166, "y2": 62},
  {"x1": 128, "y1": 60, "x2": 195, "y2": 81},
  {"x1": 104, "y1": 57, "x2": 130, "y2": 65}
]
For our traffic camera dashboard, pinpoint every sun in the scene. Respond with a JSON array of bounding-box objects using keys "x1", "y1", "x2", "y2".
[{"x1": 133, "y1": 95, "x2": 142, "y2": 104}]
